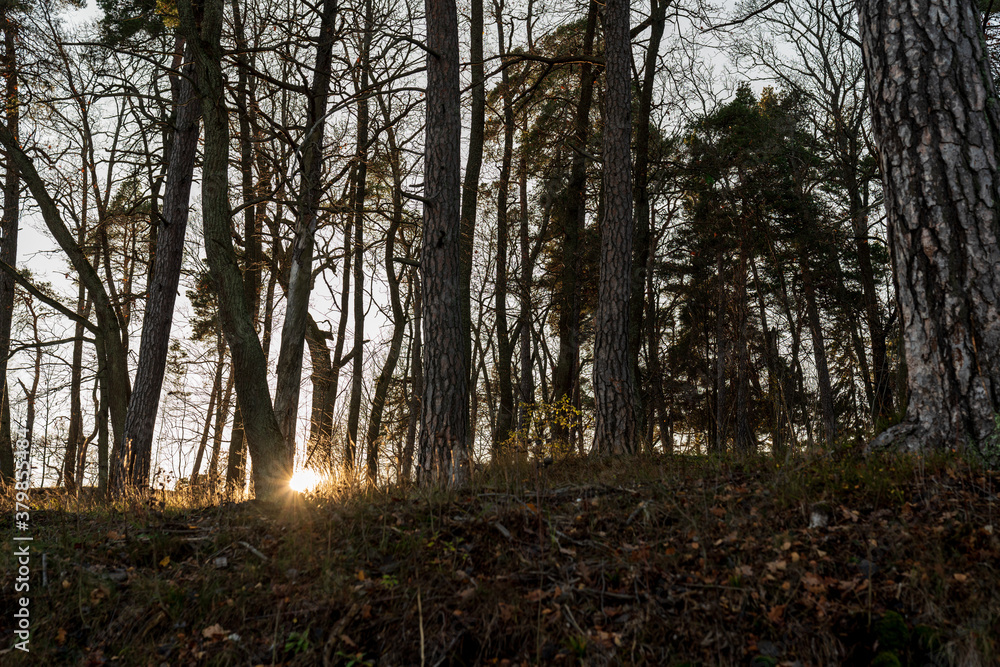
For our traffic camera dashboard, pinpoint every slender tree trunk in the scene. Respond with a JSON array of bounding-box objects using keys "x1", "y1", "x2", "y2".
[
  {"x1": 191, "y1": 334, "x2": 224, "y2": 483},
  {"x1": 494, "y1": 3, "x2": 515, "y2": 448},
  {"x1": 209, "y1": 368, "x2": 235, "y2": 490},
  {"x1": 365, "y1": 114, "x2": 407, "y2": 481},
  {"x1": 847, "y1": 180, "x2": 892, "y2": 424},
  {"x1": 274, "y1": 0, "x2": 337, "y2": 466},
  {"x1": 733, "y1": 247, "x2": 755, "y2": 454},
  {"x1": 0, "y1": 384, "x2": 9, "y2": 481},
  {"x1": 517, "y1": 117, "x2": 534, "y2": 430},
  {"x1": 647, "y1": 231, "x2": 671, "y2": 452},
  {"x1": 327, "y1": 218, "x2": 353, "y2": 466},
  {"x1": 592, "y1": 0, "x2": 637, "y2": 455},
  {"x1": 403, "y1": 268, "x2": 422, "y2": 481},
  {"x1": 0, "y1": 5, "x2": 17, "y2": 483},
  {"x1": 629, "y1": 0, "x2": 667, "y2": 445},
  {"x1": 419, "y1": 0, "x2": 469, "y2": 485},
  {"x1": 714, "y1": 257, "x2": 729, "y2": 452},
  {"x1": 64, "y1": 289, "x2": 90, "y2": 490},
  {"x1": 861, "y1": 0, "x2": 1000, "y2": 454},
  {"x1": 553, "y1": 3, "x2": 598, "y2": 444},
  {"x1": 346, "y1": 8, "x2": 372, "y2": 470},
  {"x1": 459, "y1": 0, "x2": 486, "y2": 447},
  {"x1": 113, "y1": 38, "x2": 201, "y2": 493}
]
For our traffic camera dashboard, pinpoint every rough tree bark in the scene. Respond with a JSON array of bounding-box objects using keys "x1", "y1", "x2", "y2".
[
  {"x1": 592, "y1": 0, "x2": 637, "y2": 455},
  {"x1": 418, "y1": 0, "x2": 469, "y2": 485},
  {"x1": 178, "y1": 0, "x2": 289, "y2": 499},
  {"x1": 112, "y1": 38, "x2": 201, "y2": 493},
  {"x1": 861, "y1": 0, "x2": 1000, "y2": 454}
]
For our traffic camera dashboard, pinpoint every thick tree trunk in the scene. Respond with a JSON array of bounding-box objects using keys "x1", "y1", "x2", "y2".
[
  {"x1": 592, "y1": 0, "x2": 637, "y2": 455},
  {"x1": 861, "y1": 0, "x2": 1000, "y2": 454},
  {"x1": 179, "y1": 0, "x2": 289, "y2": 500},
  {"x1": 419, "y1": 0, "x2": 469, "y2": 486},
  {"x1": 112, "y1": 38, "x2": 201, "y2": 493}
]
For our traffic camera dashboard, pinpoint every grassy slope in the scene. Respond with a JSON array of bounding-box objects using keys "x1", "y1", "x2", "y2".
[{"x1": 1, "y1": 453, "x2": 999, "y2": 666}]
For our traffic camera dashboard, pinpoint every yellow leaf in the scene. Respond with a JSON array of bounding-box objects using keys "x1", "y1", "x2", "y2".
[
  {"x1": 159, "y1": 556, "x2": 170, "y2": 567},
  {"x1": 954, "y1": 573, "x2": 968, "y2": 583},
  {"x1": 356, "y1": 570, "x2": 365, "y2": 581}
]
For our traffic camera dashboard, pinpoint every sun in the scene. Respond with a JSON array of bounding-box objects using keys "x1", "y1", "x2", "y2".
[{"x1": 289, "y1": 469, "x2": 321, "y2": 493}]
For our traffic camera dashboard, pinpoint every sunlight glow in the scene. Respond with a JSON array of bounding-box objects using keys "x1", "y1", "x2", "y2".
[{"x1": 289, "y1": 469, "x2": 321, "y2": 493}]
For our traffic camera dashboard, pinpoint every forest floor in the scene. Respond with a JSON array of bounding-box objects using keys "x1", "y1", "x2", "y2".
[{"x1": 2, "y1": 451, "x2": 999, "y2": 666}]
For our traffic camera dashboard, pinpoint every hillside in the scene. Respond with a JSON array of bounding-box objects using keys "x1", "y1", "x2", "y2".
[{"x1": 2, "y1": 453, "x2": 999, "y2": 666}]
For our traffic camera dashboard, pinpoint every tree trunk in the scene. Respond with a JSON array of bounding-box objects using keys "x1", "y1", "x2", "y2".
[
  {"x1": 861, "y1": 0, "x2": 1000, "y2": 454},
  {"x1": 0, "y1": 110, "x2": 131, "y2": 470},
  {"x1": 305, "y1": 319, "x2": 335, "y2": 470},
  {"x1": 365, "y1": 112, "x2": 408, "y2": 481},
  {"x1": 552, "y1": 2, "x2": 598, "y2": 444},
  {"x1": 274, "y1": 0, "x2": 337, "y2": 466},
  {"x1": 629, "y1": 0, "x2": 667, "y2": 445},
  {"x1": 403, "y1": 267, "x2": 422, "y2": 481},
  {"x1": 209, "y1": 367, "x2": 235, "y2": 490},
  {"x1": 494, "y1": 4, "x2": 515, "y2": 449},
  {"x1": 112, "y1": 37, "x2": 201, "y2": 493},
  {"x1": 517, "y1": 116, "x2": 534, "y2": 431},
  {"x1": 592, "y1": 0, "x2": 637, "y2": 455},
  {"x1": 178, "y1": 0, "x2": 289, "y2": 499},
  {"x1": 419, "y1": 0, "x2": 469, "y2": 486},
  {"x1": 459, "y1": 0, "x2": 486, "y2": 448},
  {"x1": 346, "y1": 8, "x2": 372, "y2": 470},
  {"x1": 191, "y1": 333, "x2": 224, "y2": 484},
  {"x1": 0, "y1": 5, "x2": 17, "y2": 483},
  {"x1": 800, "y1": 256, "x2": 836, "y2": 447}
]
